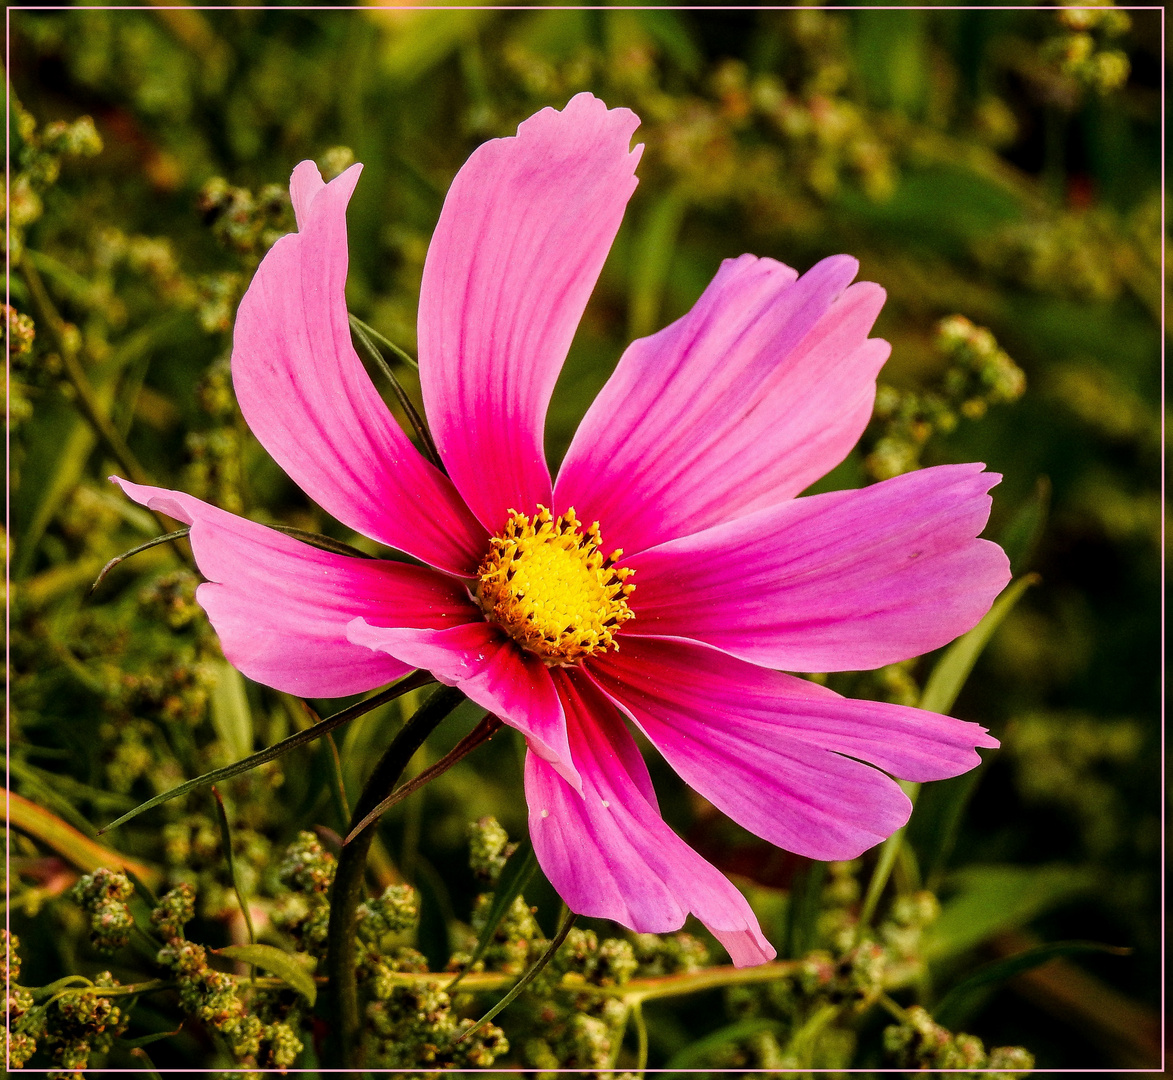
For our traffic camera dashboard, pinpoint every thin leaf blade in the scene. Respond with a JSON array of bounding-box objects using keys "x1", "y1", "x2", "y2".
[
  {"x1": 99, "y1": 672, "x2": 434, "y2": 833},
  {"x1": 447, "y1": 835, "x2": 537, "y2": 992},
  {"x1": 920, "y1": 573, "x2": 1039, "y2": 715},
  {"x1": 934, "y1": 939, "x2": 1130, "y2": 1027}
]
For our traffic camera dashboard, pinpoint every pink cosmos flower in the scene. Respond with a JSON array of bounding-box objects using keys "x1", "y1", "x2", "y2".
[{"x1": 116, "y1": 93, "x2": 1009, "y2": 967}]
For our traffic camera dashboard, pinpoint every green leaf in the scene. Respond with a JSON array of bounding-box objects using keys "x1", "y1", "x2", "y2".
[
  {"x1": 782, "y1": 859, "x2": 827, "y2": 959},
  {"x1": 663, "y1": 1017, "x2": 786, "y2": 1071},
  {"x1": 920, "y1": 573, "x2": 1039, "y2": 715},
  {"x1": 99, "y1": 672, "x2": 434, "y2": 834},
  {"x1": 213, "y1": 945, "x2": 317, "y2": 1006},
  {"x1": 925, "y1": 864, "x2": 1098, "y2": 963},
  {"x1": 447, "y1": 835, "x2": 537, "y2": 992},
  {"x1": 934, "y1": 939, "x2": 1129, "y2": 1028},
  {"x1": 210, "y1": 662, "x2": 253, "y2": 763}
]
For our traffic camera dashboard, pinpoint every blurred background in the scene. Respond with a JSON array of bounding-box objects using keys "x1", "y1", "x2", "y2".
[{"x1": 5, "y1": 4, "x2": 1163, "y2": 1074}]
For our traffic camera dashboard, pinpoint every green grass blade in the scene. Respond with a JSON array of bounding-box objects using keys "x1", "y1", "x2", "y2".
[{"x1": 88, "y1": 529, "x2": 191, "y2": 596}]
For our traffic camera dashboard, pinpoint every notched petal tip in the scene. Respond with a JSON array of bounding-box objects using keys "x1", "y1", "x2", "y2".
[{"x1": 289, "y1": 160, "x2": 364, "y2": 231}]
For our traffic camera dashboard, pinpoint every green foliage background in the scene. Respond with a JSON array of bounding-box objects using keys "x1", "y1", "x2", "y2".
[{"x1": 5, "y1": 5, "x2": 1162, "y2": 1074}]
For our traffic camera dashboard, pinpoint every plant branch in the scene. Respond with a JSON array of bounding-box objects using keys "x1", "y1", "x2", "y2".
[{"x1": 325, "y1": 684, "x2": 465, "y2": 1069}]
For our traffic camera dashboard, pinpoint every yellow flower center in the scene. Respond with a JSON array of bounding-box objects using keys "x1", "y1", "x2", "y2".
[{"x1": 475, "y1": 506, "x2": 635, "y2": 665}]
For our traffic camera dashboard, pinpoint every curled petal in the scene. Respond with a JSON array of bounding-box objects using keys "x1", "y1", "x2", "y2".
[
  {"x1": 346, "y1": 619, "x2": 577, "y2": 791},
  {"x1": 526, "y1": 668, "x2": 775, "y2": 967},
  {"x1": 419, "y1": 92, "x2": 642, "y2": 532},
  {"x1": 627, "y1": 463, "x2": 1011, "y2": 671},
  {"x1": 555, "y1": 254, "x2": 888, "y2": 554},
  {"x1": 590, "y1": 636, "x2": 998, "y2": 860},
  {"x1": 113, "y1": 478, "x2": 476, "y2": 698},
  {"x1": 233, "y1": 162, "x2": 487, "y2": 575}
]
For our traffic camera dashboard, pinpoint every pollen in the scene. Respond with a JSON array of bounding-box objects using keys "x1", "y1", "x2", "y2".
[{"x1": 475, "y1": 505, "x2": 635, "y2": 665}]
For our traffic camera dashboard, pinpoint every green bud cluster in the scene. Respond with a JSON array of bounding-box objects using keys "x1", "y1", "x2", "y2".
[
  {"x1": 630, "y1": 931, "x2": 711, "y2": 975},
  {"x1": 1042, "y1": 4, "x2": 1131, "y2": 97},
  {"x1": 3, "y1": 932, "x2": 39, "y2": 1068},
  {"x1": 67, "y1": 868, "x2": 135, "y2": 954},
  {"x1": 467, "y1": 815, "x2": 515, "y2": 883},
  {"x1": 865, "y1": 315, "x2": 1025, "y2": 481},
  {"x1": 278, "y1": 830, "x2": 336, "y2": 894},
  {"x1": 883, "y1": 1004, "x2": 1034, "y2": 1074},
  {"x1": 272, "y1": 832, "x2": 337, "y2": 962},
  {"x1": 20, "y1": 972, "x2": 127, "y2": 1079}
]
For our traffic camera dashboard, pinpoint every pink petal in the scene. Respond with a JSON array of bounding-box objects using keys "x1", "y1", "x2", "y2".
[
  {"x1": 591, "y1": 637, "x2": 997, "y2": 860},
  {"x1": 419, "y1": 93, "x2": 642, "y2": 533},
  {"x1": 289, "y1": 160, "x2": 326, "y2": 229},
  {"x1": 346, "y1": 619, "x2": 577, "y2": 791},
  {"x1": 112, "y1": 478, "x2": 477, "y2": 699},
  {"x1": 526, "y1": 668, "x2": 775, "y2": 967},
  {"x1": 555, "y1": 254, "x2": 889, "y2": 555},
  {"x1": 233, "y1": 162, "x2": 487, "y2": 576},
  {"x1": 627, "y1": 463, "x2": 1011, "y2": 672}
]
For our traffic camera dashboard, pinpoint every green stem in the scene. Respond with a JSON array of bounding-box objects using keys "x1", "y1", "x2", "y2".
[
  {"x1": 348, "y1": 315, "x2": 441, "y2": 469},
  {"x1": 857, "y1": 781, "x2": 920, "y2": 933},
  {"x1": 348, "y1": 313, "x2": 420, "y2": 371},
  {"x1": 632, "y1": 999, "x2": 648, "y2": 1075},
  {"x1": 324, "y1": 684, "x2": 465, "y2": 1069}
]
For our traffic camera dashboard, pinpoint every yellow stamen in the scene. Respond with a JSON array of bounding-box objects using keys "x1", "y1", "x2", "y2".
[{"x1": 475, "y1": 505, "x2": 635, "y2": 665}]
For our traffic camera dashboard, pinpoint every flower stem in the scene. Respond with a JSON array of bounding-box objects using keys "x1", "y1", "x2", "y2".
[{"x1": 324, "y1": 683, "x2": 465, "y2": 1069}]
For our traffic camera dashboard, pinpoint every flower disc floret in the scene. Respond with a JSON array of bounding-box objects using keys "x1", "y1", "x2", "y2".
[{"x1": 475, "y1": 506, "x2": 634, "y2": 665}]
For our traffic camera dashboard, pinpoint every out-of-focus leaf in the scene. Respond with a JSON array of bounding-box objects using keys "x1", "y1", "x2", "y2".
[
  {"x1": 782, "y1": 859, "x2": 826, "y2": 959},
  {"x1": 934, "y1": 939, "x2": 1130, "y2": 1027},
  {"x1": 7, "y1": 756, "x2": 100, "y2": 838},
  {"x1": 855, "y1": 9, "x2": 928, "y2": 115},
  {"x1": 210, "y1": 661, "x2": 253, "y2": 762},
  {"x1": 920, "y1": 573, "x2": 1039, "y2": 715},
  {"x1": 630, "y1": 9, "x2": 702, "y2": 74},
  {"x1": 213, "y1": 945, "x2": 317, "y2": 1006},
  {"x1": 378, "y1": 8, "x2": 495, "y2": 84},
  {"x1": 448, "y1": 836, "x2": 537, "y2": 992},
  {"x1": 663, "y1": 1017, "x2": 786, "y2": 1071},
  {"x1": 15, "y1": 413, "x2": 97, "y2": 580},
  {"x1": 628, "y1": 187, "x2": 688, "y2": 339},
  {"x1": 925, "y1": 864, "x2": 1098, "y2": 962},
  {"x1": 999, "y1": 476, "x2": 1051, "y2": 576},
  {"x1": 6, "y1": 790, "x2": 162, "y2": 887}
]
